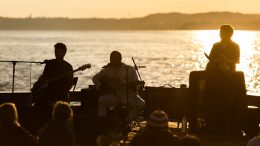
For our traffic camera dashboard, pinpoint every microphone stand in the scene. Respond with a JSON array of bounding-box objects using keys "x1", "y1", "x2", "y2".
[
  {"x1": 123, "y1": 63, "x2": 145, "y2": 138},
  {"x1": 132, "y1": 57, "x2": 144, "y2": 81},
  {"x1": 105, "y1": 62, "x2": 145, "y2": 137},
  {"x1": 122, "y1": 57, "x2": 145, "y2": 134},
  {"x1": 125, "y1": 66, "x2": 129, "y2": 136},
  {"x1": 0, "y1": 60, "x2": 43, "y2": 93},
  {"x1": 132, "y1": 57, "x2": 145, "y2": 97}
]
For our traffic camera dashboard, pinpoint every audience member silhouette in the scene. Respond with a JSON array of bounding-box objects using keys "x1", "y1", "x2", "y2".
[
  {"x1": 206, "y1": 24, "x2": 240, "y2": 72},
  {"x1": 130, "y1": 110, "x2": 180, "y2": 146},
  {"x1": 92, "y1": 51, "x2": 145, "y2": 120},
  {"x1": 38, "y1": 101, "x2": 77, "y2": 146},
  {"x1": 0, "y1": 103, "x2": 37, "y2": 146},
  {"x1": 180, "y1": 135, "x2": 201, "y2": 146},
  {"x1": 247, "y1": 136, "x2": 260, "y2": 146}
]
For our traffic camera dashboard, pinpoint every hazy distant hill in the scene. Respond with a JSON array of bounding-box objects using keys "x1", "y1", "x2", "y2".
[{"x1": 1, "y1": 12, "x2": 260, "y2": 30}]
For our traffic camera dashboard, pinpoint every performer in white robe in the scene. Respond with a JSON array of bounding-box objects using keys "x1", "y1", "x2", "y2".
[{"x1": 92, "y1": 51, "x2": 145, "y2": 120}]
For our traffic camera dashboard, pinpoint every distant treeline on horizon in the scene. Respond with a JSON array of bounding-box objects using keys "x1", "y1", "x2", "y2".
[{"x1": 1, "y1": 12, "x2": 260, "y2": 30}]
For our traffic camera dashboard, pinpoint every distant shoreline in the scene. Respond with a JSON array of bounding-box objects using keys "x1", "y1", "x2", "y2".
[{"x1": 1, "y1": 12, "x2": 260, "y2": 30}]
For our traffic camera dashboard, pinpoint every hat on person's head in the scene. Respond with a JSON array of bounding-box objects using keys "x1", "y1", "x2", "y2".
[
  {"x1": 247, "y1": 136, "x2": 260, "y2": 146},
  {"x1": 147, "y1": 110, "x2": 169, "y2": 129}
]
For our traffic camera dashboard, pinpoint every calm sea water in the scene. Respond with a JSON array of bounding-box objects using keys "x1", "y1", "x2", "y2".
[{"x1": 0, "y1": 30, "x2": 260, "y2": 95}]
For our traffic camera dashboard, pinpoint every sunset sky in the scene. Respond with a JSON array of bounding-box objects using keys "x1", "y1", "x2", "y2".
[{"x1": 1, "y1": 0, "x2": 260, "y2": 18}]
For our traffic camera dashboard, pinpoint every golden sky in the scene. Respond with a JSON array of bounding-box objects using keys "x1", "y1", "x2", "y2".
[{"x1": 1, "y1": 0, "x2": 259, "y2": 18}]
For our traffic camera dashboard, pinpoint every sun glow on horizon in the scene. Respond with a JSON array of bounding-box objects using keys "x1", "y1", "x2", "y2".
[{"x1": 2, "y1": 0, "x2": 260, "y2": 18}]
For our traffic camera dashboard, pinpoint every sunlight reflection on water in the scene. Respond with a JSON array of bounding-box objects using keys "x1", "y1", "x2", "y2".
[
  {"x1": 193, "y1": 30, "x2": 259, "y2": 95},
  {"x1": 0, "y1": 30, "x2": 259, "y2": 95}
]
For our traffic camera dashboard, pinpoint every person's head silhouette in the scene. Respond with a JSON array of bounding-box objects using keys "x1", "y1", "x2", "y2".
[
  {"x1": 54, "y1": 43, "x2": 67, "y2": 61},
  {"x1": 147, "y1": 110, "x2": 169, "y2": 130},
  {"x1": 220, "y1": 24, "x2": 234, "y2": 41},
  {"x1": 52, "y1": 101, "x2": 73, "y2": 122},
  {"x1": 180, "y1": 135, "x2": 201, "y2": 146},
  {"x1": 0, "y1": 103, "x2": 19, "y2": 127},
  {"x1": 110, "y1": 51, "x2": 122, "y2": 67}
]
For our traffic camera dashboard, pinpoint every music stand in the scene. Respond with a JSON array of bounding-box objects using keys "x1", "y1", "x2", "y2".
[{"x1": 0, "y1": 60, "x2": 43, "y2": 93}]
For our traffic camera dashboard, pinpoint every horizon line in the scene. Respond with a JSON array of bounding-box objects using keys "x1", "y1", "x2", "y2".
[{"x1": 2, "y1": 11, "x2": 260, "y2": 20}]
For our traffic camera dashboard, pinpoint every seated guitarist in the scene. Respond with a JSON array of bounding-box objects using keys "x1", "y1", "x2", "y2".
[
  {"x1": 32, "y1": 43, "x2": 73, "y2": 113},
  {"x1": 206, "y1": 24, "x2": 240, "y2": 72},
  {"x1": 92, "y1": 51, "x2": 145, "y2": 120}
]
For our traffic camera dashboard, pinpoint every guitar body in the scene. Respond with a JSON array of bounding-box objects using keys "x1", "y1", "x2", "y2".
[
  {"x1": 31, "y1": 80, "x2": 40, "y2": 97},
  {"x1": 99, "y1": 76, "x2": 116, "y2": 95},
  {"x1": 98, "y1": 75, "x2": 144, "y2": 96},
  {"x1": 206, "y1": 61, "x2": 229, "y2": 72},
  {"x1": 205, "y1": 52, "x2": 230, "y2": 72},
  {"x1": 31, "y1": 63, "x2": 91, "y2": 106},
  {"x1": 31, "y1": 78, "x2": 49, "y2": 97},
  {"x1": 31, "y1": 79, "x2": 61, "y2": 111}
]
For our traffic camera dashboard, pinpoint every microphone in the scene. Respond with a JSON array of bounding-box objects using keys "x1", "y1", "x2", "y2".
[
  {"x1": 132, "y1": 57, "x2": 146, "y2": 69},
  {"x1": 40, "y1": 59, "x2": 50, "y2": 64},
  {"x1": 136, "y1": 66, "x2": 146, "y2": 68}
]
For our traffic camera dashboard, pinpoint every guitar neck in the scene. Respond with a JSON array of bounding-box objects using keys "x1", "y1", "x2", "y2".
[
  {"x1": 47, "y1": 69, "x2": 79, "y2": 83},
  {"x1": 204, "y1": 52, "x2": 210, "y2": 60},
  {"x1": 73, "y1": 68, "x2": 81, "y2": 73},
  {"x1": 45, "y1": 64, "x2": 90, "y2": 83}
]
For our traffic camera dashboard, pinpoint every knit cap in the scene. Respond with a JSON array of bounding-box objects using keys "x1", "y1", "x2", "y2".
[{"x1": 147, "y1": 110, "x2": 169, "y2": 129}]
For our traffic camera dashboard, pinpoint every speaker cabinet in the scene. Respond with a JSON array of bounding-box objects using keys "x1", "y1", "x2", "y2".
[{"x1": 143, "y1": 86, "x2": 189, "y2": 122}]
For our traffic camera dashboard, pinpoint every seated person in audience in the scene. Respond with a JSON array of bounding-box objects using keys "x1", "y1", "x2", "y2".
[
  {"x1": 247, "y1": 136, "x2": 260, "y2": 146},
  {"x1": 180, "y1": 135, "x2": 201, "y2": 146},
  {"x1": 92, "y1": 51, "x2": 145, "y2": 120},
  {"x1": 130, "y1": 110, "x2": 180, "y2": 146},
  {"x1": 38, "y1": 101, "x2": 77, "y2": 146},
  {"x1": 0, "y1": 103, "x2": 37, "y2": 146}
]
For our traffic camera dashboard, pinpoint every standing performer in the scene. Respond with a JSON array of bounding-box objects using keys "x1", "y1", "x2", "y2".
[
  {"x1": 206, "y1": 24, "x2": 240, "y2": 72},
  {"x1": 92, "y1": 51, "x2": 145, "y2": 120},
  {"x1": 32, "y1": 43, "x2": 73, "y2": 113}
]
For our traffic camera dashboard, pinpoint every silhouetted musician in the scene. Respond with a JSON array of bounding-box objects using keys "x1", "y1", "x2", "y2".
[
  {"x1": 92, "y1": 51, "x2": 145, "y2": 120},
  {"x1": 32, "y1": 43, "x2": 73, "y2": 112},
  {"x1": 206, "y1": 25, "x2": 240, "y2": 72}
]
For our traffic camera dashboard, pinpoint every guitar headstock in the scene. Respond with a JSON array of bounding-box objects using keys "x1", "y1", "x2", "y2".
[{"x1": 78, "y1": 64, "x2": 91, "y2": 71}]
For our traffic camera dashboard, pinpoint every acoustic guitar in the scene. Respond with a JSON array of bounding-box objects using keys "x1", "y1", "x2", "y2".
[
  {"x1": 205, "y1": 52, "x2": 230, "y2": 72},
  {"x1": 31, "y1": 64, "x2": 91, "y2": 97}
]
